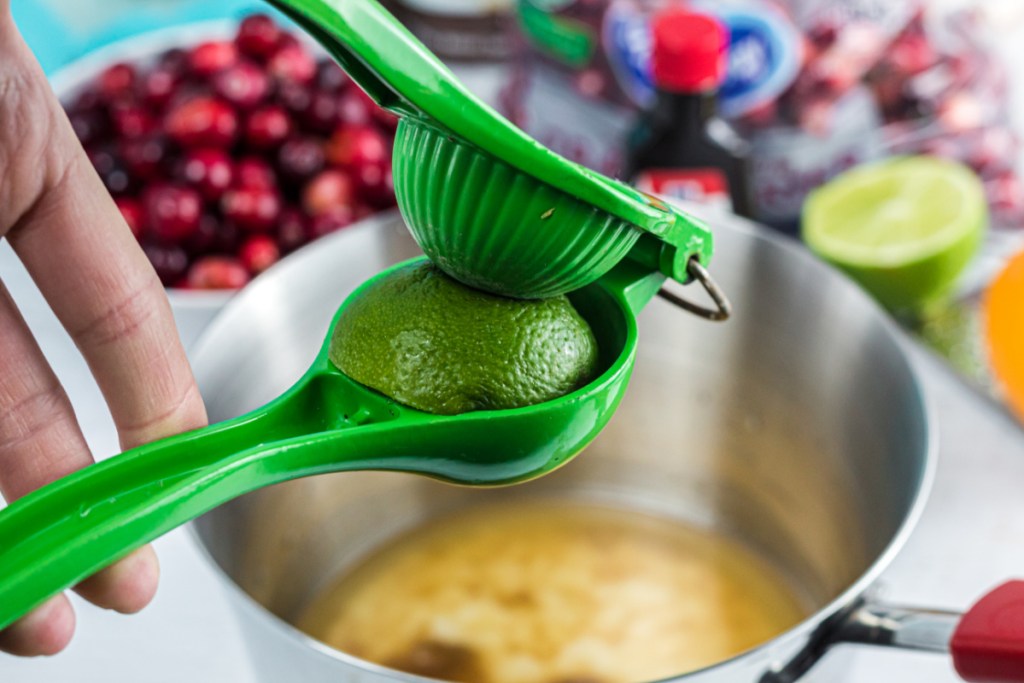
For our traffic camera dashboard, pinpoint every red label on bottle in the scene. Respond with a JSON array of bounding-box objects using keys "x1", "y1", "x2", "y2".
[{"x1": 635, "y1": 168, "x2": 731, "y2": 210}]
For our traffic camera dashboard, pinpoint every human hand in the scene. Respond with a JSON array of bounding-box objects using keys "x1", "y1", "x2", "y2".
[{"x1": 0, "y1": 2, "x2": 208, "y2": 655}]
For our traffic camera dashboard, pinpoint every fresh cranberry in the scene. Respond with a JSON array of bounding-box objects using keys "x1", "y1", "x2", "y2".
[
  {"x1": 119, "y1": 135, "x2": 168, "y2": 180},
  {"x1": 144, "y1": 244, "x2": 190, "y2": 286},
  {"x1": 868, "y1": 73, "x2": 906, "y2": 116},
  {"x1": 276, "y1": 136, "x2": 324, "y2": 184},
  {"x1": 187, "y1": 256, "x2": 250, "y2": 289},
  {"x1": 238, "y1": 234, "x2": 280, "y2": 274},
  {"x1": 110, "y1": 102, "x2": 156, "y2": 139},
  {"x1": 98, "y1": 63, "x2": 136, "y2": 101},
  {"x1": 115, "y1": 197, "x2": 145, "y2": 238},
  {"x1": 221, "y1": 186, "x2": 281, "y2": 231},
  {"x1": 189, "y1": 41, "x2": 239, "y2": 77},
  {"x1": 373, "y1": 108, "x2": 399, "y2": 133},
  {"x1": 302, "y1": 169, "x2": 354, "y2": 216},
  {"x1": 89, "y1": 147, "x2": 133, "y2": 195},
  {"x1": 969, "y1": 127, "x2": 1019, "y2": 175},
  {"x1": 807, "y1": 21, "x2": 839, "y2": 49},
  {"x1": 268, "y1": 44, "x2": 316, "y2": 85},
  {"x1": 275, "y1": 32, "x2": 301, "y2": 51},
  {"x1": 352, "y1": 159, "x2": 395, "y2": 208},
  {"x1": 244, "y1": 105, "x2": 292, "y2": 149},
  {"x1": 326, "y1": 125, "x2": 388, "y2": 169},
  {"x1": 276, "y1": 81, "x2": 313, "y2": 118},
  {"x1": 69, "y1": 88, "x2": 105, "y2": 114},
  {"x1": 235, "y1": 156, "x2": 277, "y2": 189},
  {"x1": 68, "y1": 109, "x2": 107, "y2": 147},
  {"x1": 275, "y1": 207, "x2": 308, "y2": 253},
  {"x1": 138, "y1": 67, "x2": 179, "y2": 109},
  {"x1": 213, "y1": 61, "x2": 270, "y2": 110},
  {"x1": 336, "y1": 88, "x2": 374, "y2": 126},
  {"x1": 887, "y1": 33, "x2": 936, "y2": 76},
  {"x1": 158, "y1": 48, "x2": 190, "y2": 77},
  {"x1": 143, "y1": 184, "x2": 203, "y2": 242},
  {"x1": 308, "y1": 206, "x2": 355, "y2": 239},
  {"x1": 986, "y1": 172, "x2": 1024, "y2": 215},
  {"x1": 302, "y1": 90, "x2": 342, "y2": 133},
  {"x1": 353, "y1": 203, "x2": 375, "y2": 220},
  {"x1": 236, "y1": 14, "x2": 281, "y2": 59},
  {"x1": 316, "y1": 59, "x2": 349, "y2": 92},
  {"x1": 178, "y1": 148, "x2": 234, "y2": 200},
  {"x1": 165, "y1": 96, "x2": 238, "y2": 148},
  {"x1": 186, "y1": 213, "x2": 240, "y2": 255}
]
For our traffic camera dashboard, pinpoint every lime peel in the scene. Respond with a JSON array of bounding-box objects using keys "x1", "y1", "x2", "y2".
[{"x1": 329, "y1": 262, "x2": 599, "y2": 415}]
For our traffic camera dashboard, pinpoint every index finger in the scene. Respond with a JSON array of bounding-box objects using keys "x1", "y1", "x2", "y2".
[{"x1": 2, "y1": 24, "x2": 207, "y2": 449}]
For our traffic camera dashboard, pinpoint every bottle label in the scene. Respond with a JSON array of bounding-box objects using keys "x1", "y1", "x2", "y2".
[
  {"x1": 398, "y1": 3, "x2": 515, "y2": 61},
  {"x1": 635, "y1": 168, "x2": 732, "y2": 212},
  {"x1": 504, "y1": 64, "x2": 631, "y2": 177},
  {"x1": 601, "y1": 0, "x2": 802, "y2": 116},
  {"x1": 706, "y1": 1, "x2": 803, "y2": 118},
  {"x1": 748, "y1": 85, "x2": 883, "y2": 224}
]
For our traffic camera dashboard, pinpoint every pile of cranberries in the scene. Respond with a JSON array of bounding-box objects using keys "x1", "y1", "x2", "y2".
[{"x1": 64, "y1": 13, "x2": 398, "y2": 290}]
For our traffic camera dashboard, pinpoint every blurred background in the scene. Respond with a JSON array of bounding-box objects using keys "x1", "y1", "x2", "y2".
[{"x1": 13, "y1": 0, "x2": 1024, "y2": 415}]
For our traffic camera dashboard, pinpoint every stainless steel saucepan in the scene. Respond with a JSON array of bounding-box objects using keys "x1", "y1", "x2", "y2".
[{"x1": 190, "y1": 211, "x2": 1024, "y2": 682}]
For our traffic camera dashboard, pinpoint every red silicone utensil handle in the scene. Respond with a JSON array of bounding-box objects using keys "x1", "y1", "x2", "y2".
[{"x1": 952, "y1": 581, "x2": 1024, "y2": 682}]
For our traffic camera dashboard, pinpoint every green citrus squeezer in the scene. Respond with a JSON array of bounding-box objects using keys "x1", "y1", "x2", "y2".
[
  {"x1": 0, "y1": 0, "x2": 731, "y2": 631},
  {"x1": 265, "y1": 0, "x2": 728, "y2": 311},
  {"x1": 0, "y1": 257, "x2": 666, "y2": 631}
]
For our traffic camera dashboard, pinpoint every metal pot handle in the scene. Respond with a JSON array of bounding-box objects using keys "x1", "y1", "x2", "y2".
[{"x1": 764, "y1": 581, "x2": 1024, "y2": 683}]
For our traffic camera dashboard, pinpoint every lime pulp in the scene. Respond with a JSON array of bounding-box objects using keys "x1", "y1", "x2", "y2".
[{"x1": 802, "y1": 156, "x2": 987, "y2": 312}]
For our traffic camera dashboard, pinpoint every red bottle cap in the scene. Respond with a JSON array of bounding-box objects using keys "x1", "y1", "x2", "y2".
[{"x1": 651, "y1": 8, "x2": 728, "y2": 93}]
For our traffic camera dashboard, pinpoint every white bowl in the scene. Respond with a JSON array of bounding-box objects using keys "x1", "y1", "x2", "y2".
[{"x1": 48, "y1": 20, "x2": 352, "y2": 349}]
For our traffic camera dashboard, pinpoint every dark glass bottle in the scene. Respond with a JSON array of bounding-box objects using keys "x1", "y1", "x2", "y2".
[{"x1": 626, "y1": 8, "x2": 753, "y2": 218}]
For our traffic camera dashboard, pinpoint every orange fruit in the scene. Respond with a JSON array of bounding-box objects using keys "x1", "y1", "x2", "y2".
[{"x1": 984, "y1": 248, "x2": 1024, "y2": 420}]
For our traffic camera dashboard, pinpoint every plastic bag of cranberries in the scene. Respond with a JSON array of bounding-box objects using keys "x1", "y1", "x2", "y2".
[
  {"x1": 743, "y1": 0, "x2": 1023, "y2": 230},
  {"x1": 62, "y1": 13, "x2": 398, "y2": 290},
  {"x1": 505, "y1": 0, "x2": 1024, "y2": 232}
]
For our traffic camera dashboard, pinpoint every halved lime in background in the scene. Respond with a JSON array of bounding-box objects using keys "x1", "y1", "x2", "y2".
[{"x1": 802, "y1": 156, "x2": 987, "y2": 312}]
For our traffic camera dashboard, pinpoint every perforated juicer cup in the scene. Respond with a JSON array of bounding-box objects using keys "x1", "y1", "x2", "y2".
[{"x1": 267, "y1": 0, "x2": 729, "y2": 316}]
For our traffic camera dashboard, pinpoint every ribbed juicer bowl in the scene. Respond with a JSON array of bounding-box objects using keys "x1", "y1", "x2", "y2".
[{"x1": 393, "y1": 119, "x2": 643, "y2": 299}]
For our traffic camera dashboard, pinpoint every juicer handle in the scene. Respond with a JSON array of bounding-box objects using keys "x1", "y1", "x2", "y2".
[
  {"x1": 0, "y1": 407, "x2": 276, "y2": 632},
  {"x1": 263, "y1": 0, "x2": 427, "y2": 117},
  {"x1": 0, "y1": 361, "x2": 400, "y2": 633}
]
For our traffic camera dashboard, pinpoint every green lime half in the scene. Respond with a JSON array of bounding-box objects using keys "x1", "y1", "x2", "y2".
[
  {"x1": 802, "y1": 156, "x2": 987, "y2": 312},
  {"x1": 329, "y1": 261, "x2": 599, "y2": 415}
]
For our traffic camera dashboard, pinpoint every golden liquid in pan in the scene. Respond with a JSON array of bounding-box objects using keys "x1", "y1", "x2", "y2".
[{"x1": 299, "y1": 501, "x2": 808, "y2": 683}]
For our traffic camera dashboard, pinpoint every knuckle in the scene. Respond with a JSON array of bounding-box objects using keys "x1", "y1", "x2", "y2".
[
  {"x1": 116, "y1": 381, "x2": 203, "y2": 449},
  {"x1": 0, "y1": 378, "x2": 71, "y2": 456},
  {"x1": 70, "y1": 286, "x2": 157, "y2": 351},
  {"x1": 0, "y1": 55, "x2": 66, "y2": 236}
]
